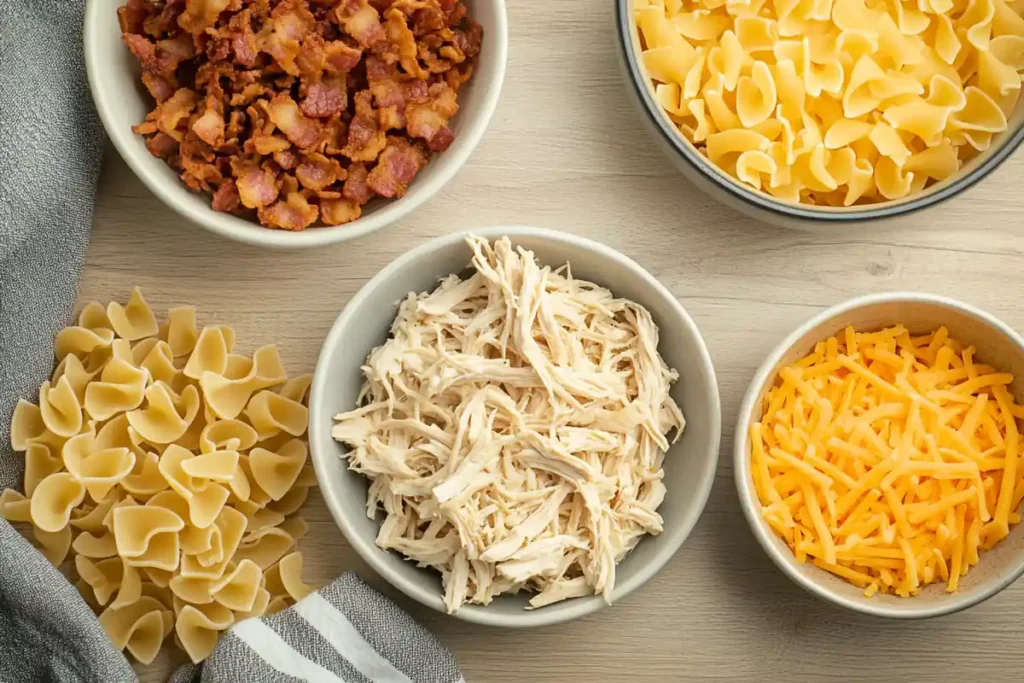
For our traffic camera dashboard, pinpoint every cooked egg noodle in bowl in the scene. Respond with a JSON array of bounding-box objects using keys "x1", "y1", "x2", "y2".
[{"x1": 332, "y1": 236, "x2": 684, "y2": 613}]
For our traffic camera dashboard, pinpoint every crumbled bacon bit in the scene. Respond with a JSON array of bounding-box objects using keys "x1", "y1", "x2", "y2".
[
  {"x1": 141, "y1": 72, "x2": 176, "y2": 103},
  {"x1": 301, "y1": 76, "x2": 348, "y2": 118},
  {"x1": 296, "y1": 153, "x2": 344, "y2": 191},
  {"x1": 258, "y1": 192, "x2": 319, "y2": 230},
  {"x1": 123, "y1": 0, "x2": 481, "y2": 230},
  {"x1": 344, "y1": 91, "x2": 387, "y2": 161},
  {"x1": 343, "y1": 163, "x2": 374, "y2": 204},
  {"x1": 211, "y1": 180, "x2": 242, "y2": 212},
  {"x1": 236, "y1": 166, "x2": 279, "y2": 208},
  {"x1": 178, "y1": 0, "x2": 231, "y2": 34},
  {"x1": 267, "y1": 94, "x2": 321, "y2": 149},
  {"x1": 192, "y1": 106, "x2": 225, "y2": 146},
  {"x1": 336, "y1": 0, "x2": 386, "y2": 48},
  {"x1": 367, "y1": 136, "x2": 426, "y2": 197},
  {"x1": 320, "y1": 198, "x2": 362, "y2": 225},
  {"x1": 146, "y1": 132, "x2": 179, "y2": 158},
  {"x1": 406, "y1": 82, "x2": 457, "y2": 151}
]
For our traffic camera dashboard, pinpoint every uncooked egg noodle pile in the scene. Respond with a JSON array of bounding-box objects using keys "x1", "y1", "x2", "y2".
[{"x1": 332, "y1": 235, "x2": 684, "y2": 612}]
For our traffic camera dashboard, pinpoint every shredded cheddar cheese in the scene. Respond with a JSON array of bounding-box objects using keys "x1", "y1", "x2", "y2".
[{"x1": 752, "y1": 325, "x2": 1024, "y2": 597}]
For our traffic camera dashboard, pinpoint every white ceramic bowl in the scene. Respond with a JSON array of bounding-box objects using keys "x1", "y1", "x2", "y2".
[
  {"x1": 309, "y1": 226, "x2": 722, "y2": 626},
  {"x1": 735, "y1": 292, "x2": 1024, "y2": 618},
  {"x1": 615, "y1": 0, "x2": 1024, "y2": 230},
  {"x1": 84, "y1": 0, "x2": 507, "y2": 248}
]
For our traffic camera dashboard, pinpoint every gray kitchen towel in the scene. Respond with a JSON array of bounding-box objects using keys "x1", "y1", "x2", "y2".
[{"x1": 0, "y1": 2, "x2": 463, "y2": 683}]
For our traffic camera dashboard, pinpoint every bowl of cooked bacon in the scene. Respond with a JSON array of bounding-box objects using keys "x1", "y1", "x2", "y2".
[{"x1": 85, "y1": 0, "x2": 507, "y2": 247}]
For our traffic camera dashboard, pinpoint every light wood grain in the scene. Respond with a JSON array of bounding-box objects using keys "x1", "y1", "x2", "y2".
[{"x1": 83, "y1": 1, "x2": 1024, "y2": 680}]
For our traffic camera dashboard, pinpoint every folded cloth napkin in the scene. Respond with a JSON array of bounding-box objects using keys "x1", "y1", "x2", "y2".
[{"x1": 0, "y1": 3, "x2": 463, "y2": 682}]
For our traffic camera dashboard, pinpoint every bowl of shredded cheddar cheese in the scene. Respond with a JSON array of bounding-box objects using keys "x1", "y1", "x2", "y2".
[{"x1": 735, "y1": 292, "x2": 1024, "y2": 617}]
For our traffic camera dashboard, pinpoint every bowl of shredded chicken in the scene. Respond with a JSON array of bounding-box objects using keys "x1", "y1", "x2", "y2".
[{"x1": 309, "y1": 227, "x2": 721, "y2": 626}]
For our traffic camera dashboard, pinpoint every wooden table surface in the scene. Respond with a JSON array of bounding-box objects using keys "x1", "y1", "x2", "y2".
[{"x1": 83, "y1": 2, "x2": 1024, "y2": 681}]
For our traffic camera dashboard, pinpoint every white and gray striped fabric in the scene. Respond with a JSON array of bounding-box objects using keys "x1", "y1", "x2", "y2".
[
  {"x1": 0, "y1": 2, "x2": 465, "y2": 682},
  {"x1": 167, "y1": 573, "x2": 464, "y2": 683}
]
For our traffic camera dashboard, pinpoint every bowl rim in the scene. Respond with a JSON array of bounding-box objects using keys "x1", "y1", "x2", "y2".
[
  {"x1": 613, "y1": 0, "x2": 1024, "y2": 223},
  {"x1": 309, "y1": 225, "x2": 723, "y2": 626},
  {"x1": 83, "y1": 0, "x2": 509, "y2": 250},
  {"x1": 733, "y1": 291, "x2": 1024, "y2": 618}
]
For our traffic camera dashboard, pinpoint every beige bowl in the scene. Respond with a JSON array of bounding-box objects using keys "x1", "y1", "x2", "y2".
[
  {"x1": 308, "y1": 226, "x2": 722, "y2": 626},
  {"x1": 83, "y1": 0, "x2": 507, "y2": 249},
  {"x1": 734, "y1": 292, "x2": 1024, "y2": 618}
]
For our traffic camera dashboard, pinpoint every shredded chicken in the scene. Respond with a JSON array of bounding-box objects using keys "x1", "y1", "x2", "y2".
[{"x1": 332, "y1": 236, "x2": 684, "y2": 612}]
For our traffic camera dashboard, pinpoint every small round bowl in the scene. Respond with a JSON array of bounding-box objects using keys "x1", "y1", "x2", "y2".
[
  {"x1": 614, "y1": 0, "x2": 1024, "y2": 230},
  {"x1": 734, "y1": 292, "x2": 1024, "y2": 618},
  {"x1": 309, "y1": 225, "x2": 722, "y2": 627},
  {"x1": 84, "y1": 0, "x2": 507, "y2": 249}
]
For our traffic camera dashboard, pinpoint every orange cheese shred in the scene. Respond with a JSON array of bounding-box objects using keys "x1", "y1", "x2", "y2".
[{"x1": 753, "y1": 325, "x2": 1024, "y2": 597}]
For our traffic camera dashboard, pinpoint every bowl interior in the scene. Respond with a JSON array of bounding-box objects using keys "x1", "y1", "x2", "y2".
[
  {"x1": 85, "y1": 0, "x2": 507, "y2": 248},
  {"x1": 617, "y1": 0, "x2": 1024, "y2": 222},
  {"x1": 309, "y1": 226, "x2": 722, "y2": 626},
  {"x1": 736, "y1": 295, "x2": 1024, "y2": 616}
]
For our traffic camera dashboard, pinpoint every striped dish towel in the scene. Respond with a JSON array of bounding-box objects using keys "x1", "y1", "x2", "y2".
[{"x1": 168, "y1": 573, "x2": 464, "y2": 683}]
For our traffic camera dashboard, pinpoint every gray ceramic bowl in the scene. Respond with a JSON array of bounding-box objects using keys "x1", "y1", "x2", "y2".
[
  {"x1": 615, "y1": 1, "x2": 1024, "y2": 229},
  {"x1": 735, "y1": 292, "x2": 1024, "y2": 618},
  {"x1": 309, "y1": 226, "x2": 722, "y2": 626},
  {"x1": 84, "y1": 0, "x2": 507, "y2": 248}
]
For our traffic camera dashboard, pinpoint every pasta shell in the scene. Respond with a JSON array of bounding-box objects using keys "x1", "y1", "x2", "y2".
[
  {"x1": 84, "y1": 358, "x2": 148, "y2": 421},
  {"x1": 277, "y1": 552, "x2": 313, "y2": 602},
  {"x1": 140, "y1": 581, "x2": 175, "y2": 610},
  {"x1": 33, "y1": 524, "x2": 72, "y2": 566},
  {"x1": 30, "y1": 472, "x2": 86, "y2": 532},
  {"x1": 166, "y1": 306, "x2": 199, "y2": 358},
  {"x1": 248, "y1": 439, "x2": 307, "y2": 502},
  {"x1": 179, "y1": 506, "x2": 247, "y2": 580},
  {"x1": 99, "y1": 596, "x2": 172, "y2": 665},
  {"x1": 78, "y1": 301, "x2": 113, "y2": 330},
  {"x1": 277, "y1": 374, "x2": 313, "y2": 405},
  {"x1": 183, "y1": 327, "x2": 231, "y2": 380},
  {"x1": 10, "y1": 399, "x2": 45, "y2": 451},
  {"x1": 199, "y1": 419, "x2": 258, "y2": 454},
  {"x1": 110, "y1": 561, "x2": 144, "y2": 611},
  {"x1": 72, "y1": 530, "x2": 119, "y2": 559},
  {"x1": 169, "y1": 574, "x2": 217, "y2": 605},
  {"x1": 180, "y1": 521, "x2": 218, "y2": 556},
  {"x1": 235, "y1": 526, "x2": 294, "y2": 570},
  {"x1": 158, "y1": 445, "x2": 198, "y2": 500},
  {"x1": 210, "y1": 559, "x2": 263, "y2": 611},
  {"x1": 195, "y1": 527, "x2": 225, "y2": 569},
  {"x1": 266, "y1": 486, "x2": 310, "y2": 517},
  {"x1": 144, "y1": 567, "x2": 174, "y2": 588},
  {"x1": 39, "y1": 377, "x2": 83, "y2": 439},
  {"x1": 223, "y1": 354, "x2": 253, "y2": 380},
  {"x1": 265, "y1": 596, "x2": 290, "y2": 616},
  {"x1": 122, "y1": 452, "x2": 171, "y2": 498},
  {"x1": 245, "y1": 391, "x2": 309, "y2": 441},
  {"x1": 54, "y1": 326, "x2": 115, "y2": 362},
  {"x1": 0, "y1": 489, "x2": 32, "y2": 523},
  {"x1": 188, "y1": 483, "x2": 230, "y2": 529},
  {"x1": 175, "y1": 602, "x2": 234, "y2": 664},
  {"x1": 71, "y1": 491, "x2": 124, "y2": 534},
  {"x1": 181, "y1": 450, "x2": 240, "y2": 482},
  {"x1": 128, "y1": 383, "x2": 201, "y2": 445},
  {"x1": 140, "y1": 341, "x2": 188, "y2": 394},
  {"x1": 122, "y1": 532, "x2": 182, "y2": 572},
  {"x1": 112, "y1": 505, "x2": 185, "y2": 558},
  {"x1": 76, "y1": 555, "x2": 123, "y2": 605},
  {"x1": 245, "y1": 508, "x2": 285, "y2": 533},
  {"x1": 81, "y1": 448, "x2": 137, "y2": 502},
  {"x1": 106, "y1": 287, "x2": 159, "y2": 341},
  {"x1": 25, "y1": 443, "x2": 63, "y2": 497},
  {"x1": 235, "y1": 586, "x2": 271, "y2": 620},
  {"x1": 52, "y1": 354, "x2": 101, "y2": 403},
  {"x1": 131, "y1": 338, "x2": 160, "y2": 367},
  {"x1": 278, "y1": 516, "x2": 309, "y2": 543}
]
